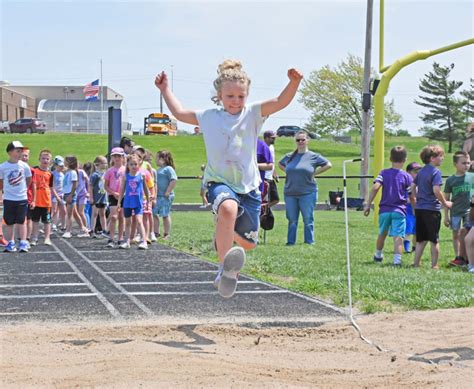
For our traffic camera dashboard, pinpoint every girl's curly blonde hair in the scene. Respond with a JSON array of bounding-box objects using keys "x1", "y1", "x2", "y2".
[{"x1": 211, "y1": 59, "x2": 251, "y2": 105}]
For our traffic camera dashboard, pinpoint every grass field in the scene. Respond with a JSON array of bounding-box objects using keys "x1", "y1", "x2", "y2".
[
  {"x1": 0, "y1": 132, "x2": 455, "y2": 203},
  {"x1": 167, "y1": 210, "x2": 472, "y2": 313},
  {"x1": 1, "y1": 133, "x2": 470, "y2": 314}
]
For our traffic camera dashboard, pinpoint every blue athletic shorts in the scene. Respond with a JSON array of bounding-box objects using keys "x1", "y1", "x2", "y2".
[
  {"x1": 123, "y1": 205, "x2": 143, "y2": 218},
  {"x1": 379, "y1": 211, "x2": 406, "y2": 238},
  {"x1": 207, "y1": 183, "x2": 261, "y2": 245},
  {"x1": 405, "y1": 213, "x2": 416, "y2": 235}
]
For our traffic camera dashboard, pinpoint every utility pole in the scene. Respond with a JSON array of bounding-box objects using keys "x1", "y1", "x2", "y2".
[{"x1": 360, "y1": 0, "x2": 374, "y2": 200}]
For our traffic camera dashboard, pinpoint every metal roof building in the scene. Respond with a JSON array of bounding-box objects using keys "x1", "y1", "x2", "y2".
[{"x1": 37, "y1": 99, "x2": 130, "y2": 134}]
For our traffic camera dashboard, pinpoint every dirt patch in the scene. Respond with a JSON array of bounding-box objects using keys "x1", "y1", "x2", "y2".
[{"x1": 1, "y1": 308, "x2": 473, "y2": 388}]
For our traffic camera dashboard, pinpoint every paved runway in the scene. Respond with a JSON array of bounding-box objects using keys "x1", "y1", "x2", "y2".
[{"x1": 0, "y1": 234, "x2": 344, "y2": 325}]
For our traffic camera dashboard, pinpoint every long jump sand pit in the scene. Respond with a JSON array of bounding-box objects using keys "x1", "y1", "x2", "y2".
[{"x1": 1, "y1": 307, "x2": 473, "y2": 387}]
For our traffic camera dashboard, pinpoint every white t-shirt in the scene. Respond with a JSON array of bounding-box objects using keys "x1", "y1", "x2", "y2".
[
  {"x1": 264, "y1": 144, "x2": 275, "y2": 180},
  {"x1": 63, "y1": 169, "x2": 78, "y2": 194},
  {"x1": 0, "y1": 160, "x2": 32, "y2": 201},
  {"x1": 196, "y1": 102, "x2": 264, "y2": 194}
]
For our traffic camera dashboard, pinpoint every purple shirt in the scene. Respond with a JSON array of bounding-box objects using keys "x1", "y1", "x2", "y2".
[
  {"x1": 375, "y1": 168, "x2": 413, "y2": 215},
  {"x1": 415, "y1": 164, "x2": 443, "y2": 211},
  {"x1": 256, "y1": 139, "x2": 273, "y2": 192}
]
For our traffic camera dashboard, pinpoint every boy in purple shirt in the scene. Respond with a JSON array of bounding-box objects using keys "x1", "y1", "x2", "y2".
[
  {"x1": 413, "y1": 145, "x2": 452, "y2": 269},
  {"x1": 364, "y1": 146, "x2": 414, "y2": 266}
]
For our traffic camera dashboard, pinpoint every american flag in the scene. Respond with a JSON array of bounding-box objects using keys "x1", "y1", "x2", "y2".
[{"x1": 83, "y1": 79, "x2": 100, "y2": 101}]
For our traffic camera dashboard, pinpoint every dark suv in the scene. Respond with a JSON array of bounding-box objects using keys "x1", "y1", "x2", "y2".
[
  {"x1": 9, "y1": 118, "x2": 46, "y2": 134},
  {"x1": 276, "y1": 125, "x2": 319, "y2": 139}
]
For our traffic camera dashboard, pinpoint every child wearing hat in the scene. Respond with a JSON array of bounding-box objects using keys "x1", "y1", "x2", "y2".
[{"x1": 0, "y1": 141, "x2": 33, "y2": 252}]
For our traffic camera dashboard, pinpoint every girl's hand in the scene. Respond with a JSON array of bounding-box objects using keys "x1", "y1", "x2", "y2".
[
  {"x1": 66, "y1": 195, "x2": 72, "y2": 204},
  {"x1": 444, "y1": 219, "x2": 450, "y2": 227},
  {"x1": 154, "y1": 71, "x2": 168, "y2": 91},
  {"x1": 287, "y1": 68, "x2": 303, "y2": 83}
]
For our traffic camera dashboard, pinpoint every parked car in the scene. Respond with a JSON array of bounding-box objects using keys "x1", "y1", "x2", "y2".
[
  {"x1": 0, "y1": 121, "x2": 9, "y2": 133},
  {"x1": 276, "y1": 125, "x2": 320, "y2": 139},
  {"x1": 9, "y1": 118, "x2": 46, "y2": 134}
]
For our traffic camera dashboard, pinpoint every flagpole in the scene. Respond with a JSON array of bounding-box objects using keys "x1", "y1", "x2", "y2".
[{"x1": 100, "y1": 59, "x2": 104, "y2": 134}]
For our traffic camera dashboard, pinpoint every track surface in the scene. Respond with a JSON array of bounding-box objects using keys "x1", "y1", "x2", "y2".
[{"x1": 0, "y1": 235, "x2": 343, "y2": 325}]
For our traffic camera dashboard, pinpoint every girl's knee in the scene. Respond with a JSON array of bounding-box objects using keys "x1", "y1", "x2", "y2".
[
  {"x1": 218, "y1": 200, "x2": 238, "y2": 218},
  {"x1": 239, "y1": 240, "x2": 256, "y2": 251}
]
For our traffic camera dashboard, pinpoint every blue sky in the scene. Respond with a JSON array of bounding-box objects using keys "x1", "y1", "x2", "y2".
[{"x1": 1, "y1": 0, "x2": 472, "y2": 134}]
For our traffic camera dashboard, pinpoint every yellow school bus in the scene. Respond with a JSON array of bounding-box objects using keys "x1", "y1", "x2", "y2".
[{"x1": 144, "y1": 113, "x2": 177, "y2": 135}]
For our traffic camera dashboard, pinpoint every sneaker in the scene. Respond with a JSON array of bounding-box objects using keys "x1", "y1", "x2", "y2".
[
  {"x1": 101, "y1": 231, "x2": 109, "y2": 239},
  {"x1": 106, "y1": 239, "x2": 115, "y2": 248},
  {"x1": 133, "y1": 235, "x2": 141, "y2": 244},
  {"x1": 449, "y1": 257, "x2": 468, "y2": 267},
  {"x1": 44, "y1": 238, "x2": 52, "y2": 246},
  {"x1": 4, "y1": 240, "x2": 17, "y2": 253},
  {"x1": 19, "y1": 241, "x2": 29, "y2": 253},
  {"x1": 217, "y1": 247, "x2": 246, "y2": 299},
  {"x1": 393, "y1": 258, "x2": 402, "y2": 267},
  {"x1": 52, "y1": 224, "x2": 58, "y2": 232},
  {"x1": 373, "y1": 256, "x2": 383, "y2": 263},
  {"x1": 30, "y1": 239, "x2": 38, "y2": 247},
  {"x1": 138, "y1": 241, "x2": 148, "y2": 250},
  {"x1": 163, "y1": 233, "x2": 170, "y2": 240},
  {"x1": 0, "y1": 235, "x2": 8, "y2": 247},
  {"x1": 468, "y1": 265, "x2": 474, "y2": 273},
  {"x1": 119, "y1": 241, "x2": 131, "y2": 249},
  {"x1": 150, "y1": 232, "x2": 157, "y2": 242},
  {"x1": 62, "y1": 231, "x2": 72, "y2": 239},
  {"x1": 77, "y1": 231, "x2": 90, "y2": 238}
]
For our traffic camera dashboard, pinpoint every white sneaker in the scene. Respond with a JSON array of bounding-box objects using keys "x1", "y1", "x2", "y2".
[
  {"x1": 138, "y1": 241, "x2": 148, "y2": 250},
  {"x1": 77, "y1": 231, "x2": 90, "y2": 238},
  {"x1": 150, "y1": 232, "x2": 157, "y2": 242},
  {"x1": 44, "y1": 238, "x2": 52, "y2": 246},
  {"x1": 119, "y1": 241, "x2": 131, "y2": 249},
  {"x1": 133, "y1": 235, "x2": 141, "y2": 244},
  {"x1": 30, "y1": 239, "x2": 38, "y2": 246},
  {"x1": 218, "y1": 247, "x2": 245, "y2": 299},
  {"x1": 62, "y1": 232, "x2": 72, "y2": 239},
  {"x1": 393, "y1": 258, "x2": 402, "y2": 266},
  {"x1": 468, "y1": 265, "x2": 474, "y2": 273}
]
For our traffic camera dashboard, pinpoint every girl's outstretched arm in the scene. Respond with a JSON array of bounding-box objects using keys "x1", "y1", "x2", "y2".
[
  {"x1": 154, "y1": 72, "x2": 198, "y2": 125},
  {"x1": 261, "y1": 68, "x2": 303, "y2": 117}
]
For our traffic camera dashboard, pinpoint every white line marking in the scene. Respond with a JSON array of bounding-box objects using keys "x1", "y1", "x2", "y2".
[
  {"x1": 119, "y1": 281, "x2": 259, "y2": 285},
  {"x1": 0, "y1": 312, "x2": 47, "y2": 316},
  {"x1": 0, "y1": 293, "x2": 97, "y2": 299},
  {"x1": 105, "y1": 270, "x2": 217, "y2": 274},
  {"x1": 126, "y1": 290, "x2": 289, "y2": 296},
  {"x1": 60, "y1": 238, "x2": 154, "y2": 316},
  {"x1": 0, "y1": 251, "x2": 57, "y2": 255},
  {"x1": 0, "y1": 272, "x2": 76, "y2": 276},
  {"x1": 51, "y1": 242, "x2": 121, "y2": 318},
  {"x1": 90, "y1": 260, "x2": 129, "y2": 263},
  {"x1": 0, "y1": 283, "x2": 85, "y2": 288}
]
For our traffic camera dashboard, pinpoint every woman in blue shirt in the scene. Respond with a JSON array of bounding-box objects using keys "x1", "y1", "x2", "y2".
[{"x1": 279, "y1": 131, "x2": 332, "y2": 245}]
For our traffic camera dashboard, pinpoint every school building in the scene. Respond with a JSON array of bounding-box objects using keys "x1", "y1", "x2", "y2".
[{"x1": 0, "y1": 82, "x2": 131, "y2": 134}]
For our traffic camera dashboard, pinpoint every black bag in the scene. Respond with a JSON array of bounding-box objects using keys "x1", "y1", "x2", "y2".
[{"x1": 260, "y1": 207, "x2": 275, "y2": 230}]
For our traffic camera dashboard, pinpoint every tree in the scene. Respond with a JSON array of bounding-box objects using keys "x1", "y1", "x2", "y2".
[
  {"x1": 298, "y1": 54, "x2": 402, "y2": 136},
  {"x1": 414, "y1": 62, "x2": 465, "y2": 153},
  {"x1": 460, "y1": 78, "x2": 474, "y2": 126}
]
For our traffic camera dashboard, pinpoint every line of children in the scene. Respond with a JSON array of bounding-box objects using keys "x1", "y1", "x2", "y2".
[
  {"x1": 364, "y1": 144, "x2": 474, "y2": 270},
  {"x1": 1, "y1": 143, "x2": 178, "y2": 251}
]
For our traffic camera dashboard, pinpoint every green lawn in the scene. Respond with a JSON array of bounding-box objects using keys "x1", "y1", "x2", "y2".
[
  {"x1": 166, "y1": 210, "x2": 472, "y2": 313},
  {"x1": 0, "y1": 133, "x2": 455, "y2": 203}
]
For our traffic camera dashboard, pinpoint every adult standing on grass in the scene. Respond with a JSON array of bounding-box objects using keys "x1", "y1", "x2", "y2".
[
  {"x1": 155, "y1": 59, "x2": 303, "y2": 298},
  {"x1": 263, "y1": 130, "x2": 280, "y2": 208},
  {"x1": 278, "y1": 130, "x2": 332, "y2": 245}
]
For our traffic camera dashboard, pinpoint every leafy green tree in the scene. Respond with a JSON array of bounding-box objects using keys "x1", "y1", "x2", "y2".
[
  {"x1": 298, "y1": 54, "x2": 402, "y2": 136},
  {"x1": 414, "y1": 63, "x2": 465, "y2": 153}
]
